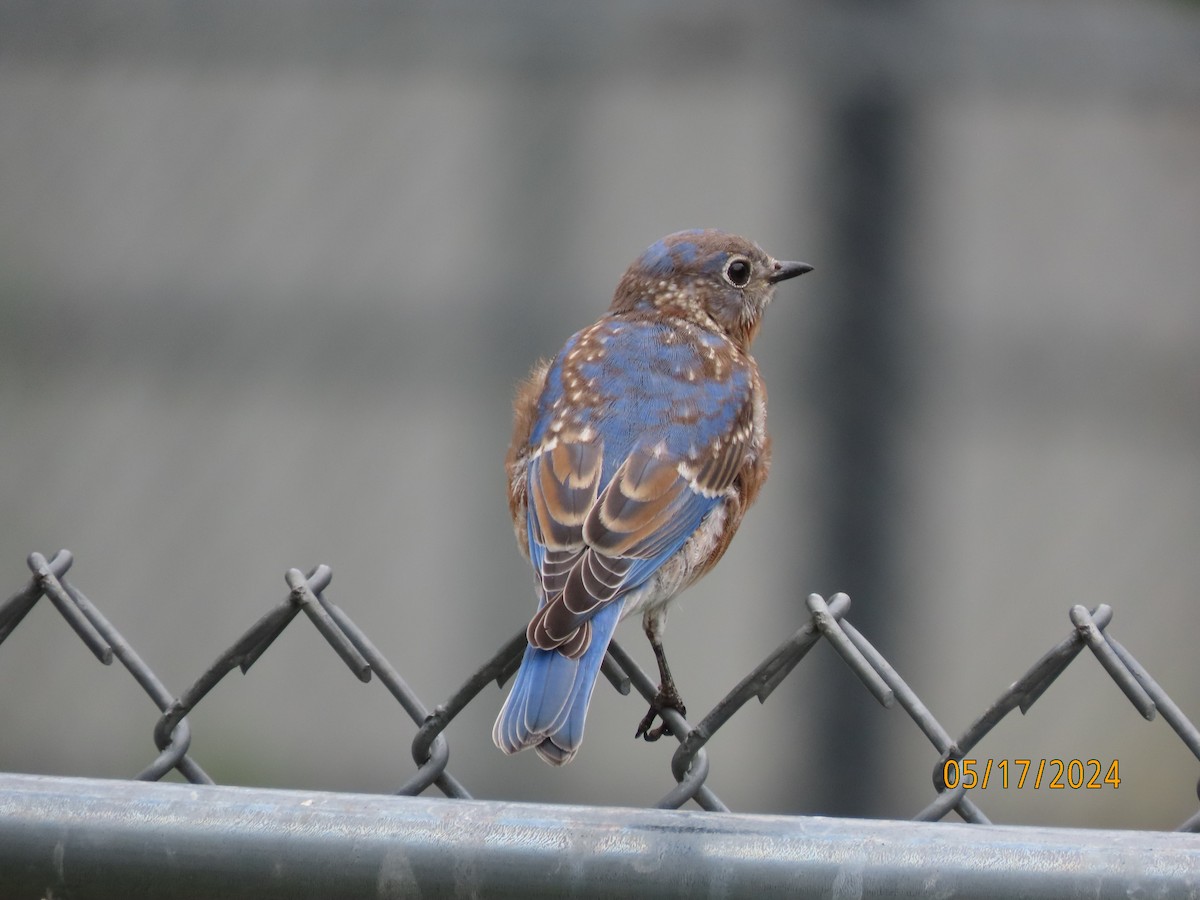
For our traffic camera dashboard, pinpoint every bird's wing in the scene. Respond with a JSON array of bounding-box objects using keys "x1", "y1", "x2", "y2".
[{"x1": 525, "y1": 398, "x2": 753, "y2": 659}]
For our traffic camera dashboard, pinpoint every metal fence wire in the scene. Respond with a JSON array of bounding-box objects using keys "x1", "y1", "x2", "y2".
[
  {"x1": 2, "y1": 549, "x2": 1200, "y2": 897},
  {"x1": 2, "y1": 548, "x2": 1198, "y2": 824}
]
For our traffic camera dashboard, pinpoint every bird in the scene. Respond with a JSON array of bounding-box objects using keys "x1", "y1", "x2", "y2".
[{"x1": 493, "y1": 229, "x2": 812, "y2": 765}]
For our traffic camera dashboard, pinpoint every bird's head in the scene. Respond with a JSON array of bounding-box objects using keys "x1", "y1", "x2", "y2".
[{"x1": 611, "y1": 229, "x2": 812, "y2": 351}]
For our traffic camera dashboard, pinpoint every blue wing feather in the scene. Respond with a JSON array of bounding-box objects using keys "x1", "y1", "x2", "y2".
[{"x1": 531, "y1": 320, "x2": 750, "y2": 488}]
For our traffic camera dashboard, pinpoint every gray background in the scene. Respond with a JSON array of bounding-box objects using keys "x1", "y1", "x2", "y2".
[{"x1": 2, "y1": 0, "x2": 1199, "y2": 829}]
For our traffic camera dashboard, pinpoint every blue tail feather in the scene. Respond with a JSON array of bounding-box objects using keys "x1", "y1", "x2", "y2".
[{"x1": 493, "y1": 600, "x2": 625, "y2": 766}]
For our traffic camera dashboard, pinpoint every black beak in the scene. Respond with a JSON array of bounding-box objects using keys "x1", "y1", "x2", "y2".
[{"x1": 768, "y1": 259, "x2": 814, "y2": 283}]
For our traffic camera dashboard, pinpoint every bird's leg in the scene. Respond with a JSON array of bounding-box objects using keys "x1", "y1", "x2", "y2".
[{"x1": 635, "y1": 609, "x2": 686, "y2": 742}]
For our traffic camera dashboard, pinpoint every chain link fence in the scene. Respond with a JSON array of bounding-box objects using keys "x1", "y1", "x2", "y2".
[
  {"x1": 2, "y1": 548, "x2": 1200, "y2": 896},
  {"x1": 3, "y1": 547, "x2": 1199, "y2": 823}
]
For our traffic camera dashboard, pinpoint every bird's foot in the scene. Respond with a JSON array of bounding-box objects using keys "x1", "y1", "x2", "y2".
[{"x1": 635, "y1": 685, "x2": 686, "y2": 742}]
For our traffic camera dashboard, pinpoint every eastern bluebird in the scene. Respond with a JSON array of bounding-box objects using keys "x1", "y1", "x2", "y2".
[{"x1": 493, "y1": 229, "x2": 812, "y2": 765}]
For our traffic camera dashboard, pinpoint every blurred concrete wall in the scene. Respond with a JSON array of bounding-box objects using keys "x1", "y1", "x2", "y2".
[{"x1": 1, "y1": 0, "x2": 1198, "y2": 828}]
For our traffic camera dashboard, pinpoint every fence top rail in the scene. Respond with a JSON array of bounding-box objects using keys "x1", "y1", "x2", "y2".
[{"x1": 1, "y1": 772, "x2": 1197, "y2": 900}]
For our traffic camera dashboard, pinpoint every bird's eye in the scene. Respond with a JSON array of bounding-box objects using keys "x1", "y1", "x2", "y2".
[{"x1": 724, "y1": 258, "x2": 752, "y2": 288}]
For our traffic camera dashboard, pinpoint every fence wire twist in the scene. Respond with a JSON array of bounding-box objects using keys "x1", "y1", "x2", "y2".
[{"x1": 2, "y1": 548, "x2": 1198, "y2": 829}]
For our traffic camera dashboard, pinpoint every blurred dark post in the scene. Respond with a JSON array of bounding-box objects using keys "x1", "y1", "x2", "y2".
[{"x1": 801, "y1": 30, "x2": 915, "y2": 814}]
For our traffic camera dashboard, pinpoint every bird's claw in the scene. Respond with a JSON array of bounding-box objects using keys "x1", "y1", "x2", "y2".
[{"x1": 635, "y1": 686, "x2": 686, "y2": 742}]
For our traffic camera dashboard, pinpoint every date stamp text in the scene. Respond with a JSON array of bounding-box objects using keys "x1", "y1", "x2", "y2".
[{"x1": 942, "y1": 758, "x2": 1121, "y2": 790}]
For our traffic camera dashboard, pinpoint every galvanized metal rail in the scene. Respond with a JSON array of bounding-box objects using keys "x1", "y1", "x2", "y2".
[{"x1": 1, "y1": 773, "x2": 1197, "y2": 899}]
